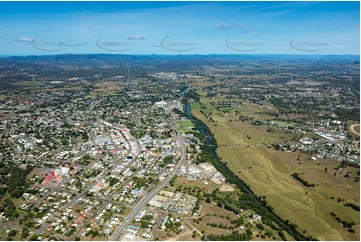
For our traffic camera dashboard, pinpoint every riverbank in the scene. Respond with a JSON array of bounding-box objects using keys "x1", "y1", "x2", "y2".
[{"x1": 185, "y1": 102, "x2": 310, "y2": 241}]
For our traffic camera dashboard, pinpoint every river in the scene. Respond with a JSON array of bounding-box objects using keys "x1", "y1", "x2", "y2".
[
  {"x1": 185, "y1": 102, "x2": 307, "y2": 241},
  {"x1": 185, "y1": 103, "x2": 255, "y2": 194},
  {"x1": 186, "y1": 104, "x2": 215, "y2": 148}
]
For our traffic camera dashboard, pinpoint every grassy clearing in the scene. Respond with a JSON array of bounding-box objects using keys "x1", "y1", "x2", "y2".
[
  {"x1": 271, "y1": 120, "x2": 296, "y2": 128},
  {"x1": 218, "y1": 107, "x2": 234, "y2": 112},
  {"x1": 177, "y1": 233, "x2": 198, "y2": 241},
  {"x1": 190, "y1": 102, "x2": 201, "y2": 110},
  {"x1": 198, "y1": 203, "x2": 239, "y2": 220},
  {"x1": 12, "y1": 81, "x2": 39, "y2": 87},
  {"x1": 92, "y1": 81, "x2": 123, "y2": 94},
  {"x1": 27, "y1": 86, "x2": 83, "y2": 93},
  {"x1": 226, "y1": 121, "x2": 294, "y2": 145},
  {"x1": 26, "y1": 167, "x2": 45, "y2": 179},
  {"x1": 174, "y1": 177, "x2": 222, "y2": 193},
  {"x1": 176, "y1": 119, "x2": 194, "y2": 134}
]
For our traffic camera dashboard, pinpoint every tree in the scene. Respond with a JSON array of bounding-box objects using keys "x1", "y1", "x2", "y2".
[
  {"x1": 256, "y1": 223, "x2": 265, "y2": 230},
  {"x1": 141, "y1": 220, "x2": 149, "y2": 228},
  {"x1": 21, "y1": 228, "x2": 29, "y2": 239},
  {"x1": 28, "y1": 234, "x2": 38, "y2": 241}
]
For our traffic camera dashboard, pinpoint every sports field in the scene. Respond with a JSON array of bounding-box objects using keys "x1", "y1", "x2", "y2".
[{"x1": 176, "y1": 119, "x2": 194, "y2": 133}]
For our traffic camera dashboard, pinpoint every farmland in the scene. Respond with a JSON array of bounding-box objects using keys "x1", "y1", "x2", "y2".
[{"x1": 188, "y1": 90, "x2": 360, "y2": 241}]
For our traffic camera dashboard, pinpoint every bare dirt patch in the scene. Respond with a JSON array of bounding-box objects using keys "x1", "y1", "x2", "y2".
[{"x1": 219, "y1": 184, "x2": 235, "y2": 192}]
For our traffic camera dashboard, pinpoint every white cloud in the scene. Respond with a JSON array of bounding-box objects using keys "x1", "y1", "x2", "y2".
[
  {"x1": 14, "y1": 37, "x2": 32, "y2": 43},
  {"x1": 214, "y1": 23, "x2": 226, "y2": 28},
  {"x1": 214, "y1": 23, "x2": 252, "y2": 29},
  {"x1": 127, "y1": 35, "x2": 145, "y2": 40},
  {"x1": 247, "y1": 31, "x2": 259, "y2": 35}
]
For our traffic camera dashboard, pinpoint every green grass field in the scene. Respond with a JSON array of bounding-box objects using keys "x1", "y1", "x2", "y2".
[
  {"x1": 271, "y1": 120, "x2": 296, "y2": 128},
  {"x1": 190, "y1": 102, "x2": 202, "y2": 109},
  {"x1": 12, "y1": 81, "x2": 39, "y2": 87},
  {"x1": 219, "y1": 106, "x2": 238, "y2": 112},
  {"x1": 176, "y1": 119, "x2": 194, "y2": 133}
]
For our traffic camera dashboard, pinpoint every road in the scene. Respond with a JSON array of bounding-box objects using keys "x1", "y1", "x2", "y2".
[
  {"x1": 61, "y1": 122, "x2": 132, "y2": 211},
  {"x1": 31, "y1": 121, "x2": 134, "y2": 237},
  {"x1": 350, "y1": 124, "x2": 360, "y2": 136},
  {"x1": 108, "y1": 114, "x2": 187, "y2": 241},
  {"x1": 182, "y1": 217, "x2": 203, "y2": 236},
  {"x1": 0, "y1": 223, "x2": 22, "y2": 231},
  {"x1": 149, "y1": 210, "x2": 165, "y2": 240},
  {"x1": 70, "y1": 202, "x2": 106, "y2": 240}
]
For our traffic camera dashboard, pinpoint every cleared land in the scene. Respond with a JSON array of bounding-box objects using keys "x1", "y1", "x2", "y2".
[
  {"x1": 174, "y1": 177, "x2": 222, "y2": 193},
  {"x1": 92, "y1": 81, "x2": 124, "y2": 94}
]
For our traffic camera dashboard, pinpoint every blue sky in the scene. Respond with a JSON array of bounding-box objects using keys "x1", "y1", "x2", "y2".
[{"x1": 0, "y1": 1, "x2": 359, "y2": 55}]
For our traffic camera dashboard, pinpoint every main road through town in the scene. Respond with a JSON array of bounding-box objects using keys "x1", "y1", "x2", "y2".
[{"x1": 109, "y1": 113, "x2": 186, "y2": 241}]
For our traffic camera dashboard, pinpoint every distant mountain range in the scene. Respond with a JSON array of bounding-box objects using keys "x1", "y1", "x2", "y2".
[{"x1": 0, "y1": 53, "x2": 359, "y2": 67}]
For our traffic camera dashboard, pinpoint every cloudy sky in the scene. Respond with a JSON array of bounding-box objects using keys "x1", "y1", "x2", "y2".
[{"x1": 0, "y1": 1, "x2": 359, "y2": 55}]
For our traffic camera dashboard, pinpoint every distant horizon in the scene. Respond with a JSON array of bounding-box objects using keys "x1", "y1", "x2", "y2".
[
  {"x1": 0, "y1": 1, "x2": 359, "y2": 55},
  {"x1": 0, "y1": 53, "x2": 360, "y2": 58}
]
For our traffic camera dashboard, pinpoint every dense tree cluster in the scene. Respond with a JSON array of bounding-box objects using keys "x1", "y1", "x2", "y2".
[
  {"x1": 0, "y1": 162, "x2": 33, "y2": 199},
  {"x1": 292, "y1": 173, "x2": 316, "y2": 187}
]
